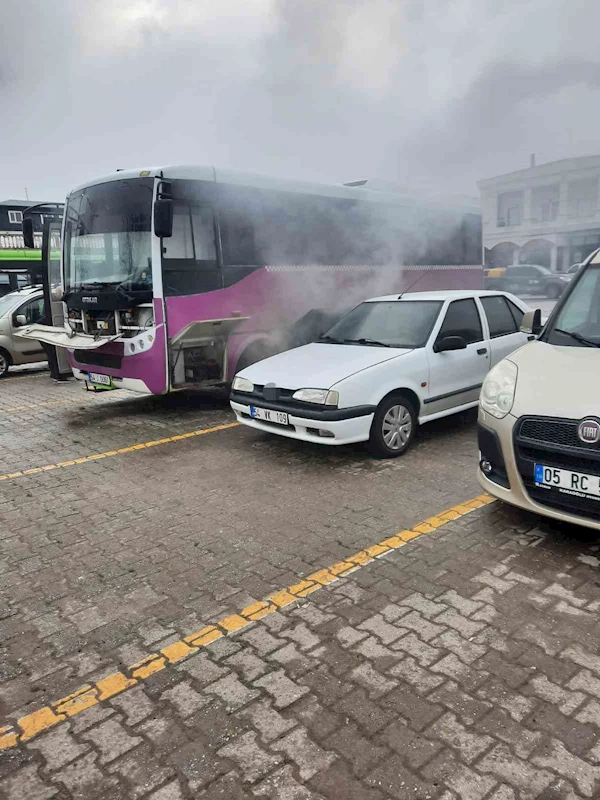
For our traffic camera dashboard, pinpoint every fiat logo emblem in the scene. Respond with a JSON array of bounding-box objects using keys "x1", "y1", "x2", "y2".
[{"x1": 578, "y1": 419, "x2": 600, "y2": 444}]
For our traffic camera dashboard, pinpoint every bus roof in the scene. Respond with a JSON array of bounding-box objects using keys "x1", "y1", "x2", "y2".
[{"x1": 68, "y1": 165, "x2": 480, "y2": 215}]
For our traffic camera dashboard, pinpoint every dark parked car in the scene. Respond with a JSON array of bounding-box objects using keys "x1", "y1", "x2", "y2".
[{"x1": 484, "y1": 264, "x2": 571, "y2": 299}]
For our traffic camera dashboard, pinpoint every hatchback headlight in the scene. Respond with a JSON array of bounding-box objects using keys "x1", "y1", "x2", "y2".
[
  {"x1": 232, "y1": 376, "x2": 254, "y2": 393},
  {"x1": 292, "y1": 388, "x2": 339, "y2": 406},
  {"x1": 480, "y1": 360, "x2": 518, "y2": 419}
]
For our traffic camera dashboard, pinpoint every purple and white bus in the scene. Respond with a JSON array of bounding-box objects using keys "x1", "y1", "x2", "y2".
[{"x1": 20, "y1": 166, "x2": 482, "y2": 395}]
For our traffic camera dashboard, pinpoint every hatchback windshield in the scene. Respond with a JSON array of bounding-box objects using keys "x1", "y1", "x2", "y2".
[
  {"x1": 545, "y1": 264, "x2": 600, "y2": 347},
  {"x1": 323, "y1": 300, "x2": 443, "y2": 348},
  {"x1": 64, "y1": 178, "x2": 153, "y2": 295},
  {"x1": 0, "y1": 292, "x2": 27, "y2": 318}
]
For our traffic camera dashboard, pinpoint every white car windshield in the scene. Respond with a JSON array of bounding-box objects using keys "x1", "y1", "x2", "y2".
[{"x1": 322, "y1": 300, "x2": 443, "y2": 348}]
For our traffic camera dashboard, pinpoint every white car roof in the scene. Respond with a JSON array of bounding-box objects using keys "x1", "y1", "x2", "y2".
[{"x1": 366, "y1": 289, "x2": 515, "y2": 302}]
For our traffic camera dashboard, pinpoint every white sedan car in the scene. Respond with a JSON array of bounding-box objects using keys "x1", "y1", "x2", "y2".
[{"x1": 230, "y1": 290, "x2": 532, "y2": 457}]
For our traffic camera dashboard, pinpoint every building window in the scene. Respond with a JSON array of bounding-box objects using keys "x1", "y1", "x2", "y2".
[
  {"x1": 568, "y1": 178, "x2": 598, "y2": 219},
  {"x1": 497, "y1": 191, "x2": 524, "y2": 227},
  {"x1": 8, "y1": 210, "x2": 23, "y2": 225},
  {"x1": 532, "y1": 184, "x2": 560, "y2": 222}
]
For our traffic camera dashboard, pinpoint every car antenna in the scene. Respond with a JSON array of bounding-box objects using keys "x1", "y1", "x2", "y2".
[{"x1": 398, "y1": 264, "x2": 438, "y2": 299}]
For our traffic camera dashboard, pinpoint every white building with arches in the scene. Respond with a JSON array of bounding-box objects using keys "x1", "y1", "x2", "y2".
[{"x1": 479, "y1": 155, "x2": 600, "y2": 271}]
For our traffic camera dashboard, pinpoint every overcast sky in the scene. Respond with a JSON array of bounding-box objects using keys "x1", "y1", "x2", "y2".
[{"x1": 2, "y1": 0, "x2": 600, "y2": 202}]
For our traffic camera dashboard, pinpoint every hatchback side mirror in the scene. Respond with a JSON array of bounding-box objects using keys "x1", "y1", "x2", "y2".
[
  {"x1": 520, "y1": 309, "x2": 542, "y2": 336},
  {"x1": 434, "y1": 335, "x2": 467, "y2": 353}
]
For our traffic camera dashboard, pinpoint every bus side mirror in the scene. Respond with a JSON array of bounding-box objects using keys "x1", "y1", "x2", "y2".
[
  {"x1": 520, "y1": 309, "x2": 542, "y2": 336},
  {"x1": 154, "y1": 199, "x2": 173, "y2": 238},
  {"x1": 23, "y1": 217, "x2": 35, "y2": 249}
]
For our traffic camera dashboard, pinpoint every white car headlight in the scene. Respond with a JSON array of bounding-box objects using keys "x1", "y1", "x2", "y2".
[
  {"x1": 232, "y1": 376, "x2": 254, "y2": 393},
  {"x1": 292, "y1": 388, "x2": 339, "y2": 406},
  {"x1": 480, "y1": 360, "x2": 518, "y2": 419}
]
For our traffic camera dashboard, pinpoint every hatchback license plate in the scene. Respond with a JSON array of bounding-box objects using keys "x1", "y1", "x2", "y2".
[
  {"x1": 88, "y1": 372, "x2": 112, "y2": 387},
  {"x1": 535, "y1": 463, "x2": 600, "y2": 500},
  {"x1": 250, "y1": 406, "x2": 288, "y2": 425}
]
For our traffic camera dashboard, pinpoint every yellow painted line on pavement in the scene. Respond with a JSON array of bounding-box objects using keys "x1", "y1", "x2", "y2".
[
  {"x1": 0, "y1": 492, "x2": 496, "y2": 751},
  {"x1": 0, "y1": 398, "x2": 81, "y2": 413},
  {"x1": 0, "y1": 422, "x2": 241, "y2": 482}
]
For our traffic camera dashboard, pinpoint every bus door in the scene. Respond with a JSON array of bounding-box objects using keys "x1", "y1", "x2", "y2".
[{"x1": 41, "y1": 220, "x2": 72, "y2": 379}]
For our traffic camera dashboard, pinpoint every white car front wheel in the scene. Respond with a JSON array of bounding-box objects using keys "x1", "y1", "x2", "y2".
[{"x1": 368, "y1": 394, "x2": 417, "y2": 458}]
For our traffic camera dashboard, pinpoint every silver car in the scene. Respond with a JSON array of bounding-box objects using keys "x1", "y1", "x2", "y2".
[{"x1": 0, "y1": 287, "x2": 47, "y2": 377}]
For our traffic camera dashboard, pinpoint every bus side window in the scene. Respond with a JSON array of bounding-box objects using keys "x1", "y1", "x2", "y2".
[{"x1": 162, "y1": 204, "x2": 220, "y2": 296}]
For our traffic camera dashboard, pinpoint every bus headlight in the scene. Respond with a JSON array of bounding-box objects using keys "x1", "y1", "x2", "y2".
[
  {"x1": 232, "y1": 376, "x2": 254, "y2": 393},
  {"x1": 480, "y1": 360, "x2": 518, "y2": 419},
  {"x1": 292, "y1": 389, "x2": 339, "y2": 406}
]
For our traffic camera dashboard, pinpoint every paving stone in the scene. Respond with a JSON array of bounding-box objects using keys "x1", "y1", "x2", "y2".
[
  {"x1": 423, "y1": 751, "x2": 498, "y2": 800},
  {"x1": 365, "y1": 753, "x2": 438, "y2": 799},
  {"x1": 349, "y1": 662, "x2": 397, "y2": 698},
  {"x1": 334, "y1": 625, "x2": 369, "y2": 649},
  {"x1": 476, "y1": 708, "x2": 542, "y2": 759},
  {"x1": 529, "y1": 675, "x2": 586, "y2": 715},
  {"x1": 378, "y1": 720, "x2": 442, "y2": 768},
  {"x1": 534, "y1": 738, "x2": 600, "y2": 797},
  {"x1": 109, "y1": 684, "x2": 155, "y2": 725},
  {"x1": 239, "y1": 698, "x2": 297, "y2": 743},
  {"x1": 396, "y1": 610, "x2": 446, "y2": 642},
  {"x1": 3, "y1": 763, "x2": 59, "y2": 800},
  {"x1": 205, "y1": 673, "x2": 260, "y2": 711},
  {"x1": 271, "y1": 727, "x2": 336, "y2": 780},
  {"x1": 477, "y1": 743, "x2": 554, "y2": 797},
  {"x1": 180, "y1": 653, "x2": 229, "y2": 686},
  {"x1": 81, "y1": 718, "x2": 143, "y2": 764},
  {"x1": 281, "y1": 623, "x2": 321, "y2": 651},
  {"x1": 358, "y1": 614, "x2": 406, "y2": 644},
  {"x1": 51, "y1": 752, "x2": 120, "y2": 798},
  {"x1": 161, "y1": 680, "x2": 211, "y2": 717},
  {"x1": 254, "y1": 668, "x2": 309, "y2": 709},
  {"x1": 326, "y1": 722, "x2": 388, "y2": 777},
  {"x1": 218, "y1": 731, "x2": 282, "y2": 783},
  {"x1": 239, "y1": 627, "x2": 283, "y2": 656},
  {"x1": 309, "y1": 760, "x2": 386, "y2": 800},
  {"x1": 107, "y1": 743, "x2": 174, "y2": 799},
  {"x1": 427, "y1": 711, "x2": 493, "y2": 762},
  {"x1": 390, "y1": 655, "x2": 445, "y2": 693},
  {"x1": 226, "y1": 650, "x2": 269, "y2": 681},
  {"x1": 400, "y1": 592, "x2": 444, "y2": 619},
  {"x1": 391, "y1": 632, "x2": 441, "y2": 666},
  {"x1": 438, "y1": 589, "x2": 483, "y2": 617},
  {"x1": 434, "y1": 630, "x2": 486, "y2": 664},
  {"x1": 382, "y1": 683, "x2": 444, "y2": 731},
  {"x1": 435, "y1": 608, "x2": 486, "y2": 639},
  {"x1": 27, "y1": 724, "x2": 90, "y2": 770},
  {"x1": 253, "y1": 764, "x2": 316, "y2": 799},
  {"x1": 168, "y1": 741, "x2": 227, "y2": 791},
  {"x1": 147, "y1": 780, "x2": 185, "y2": 800},
  {"x1": 200, "y1": 771, "x2": 254, "y2": 799}
]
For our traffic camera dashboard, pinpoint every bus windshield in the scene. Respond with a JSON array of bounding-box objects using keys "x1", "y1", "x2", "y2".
[
  {"x1": 64, "y1": 178, "x2": 154, "y2": 295},
  {"x1": 545, "y1": 263, "x2": 600, "y2": 348}
]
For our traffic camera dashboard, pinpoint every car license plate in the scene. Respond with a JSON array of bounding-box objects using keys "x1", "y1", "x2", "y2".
[
  {"x1": 535, "y1": 463, "x2": 600, "y2": 500},
  {"x1": 250, "y1": 406, "x2": 288, "y2": 425},
  {"x1": 88, "y1": 372, "x2": 112, "y2": 387}
]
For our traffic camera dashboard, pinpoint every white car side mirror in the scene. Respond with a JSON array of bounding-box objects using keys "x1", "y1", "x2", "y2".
[{"x1": 15, "y1": 314, "x2": 27, "y2": 327}]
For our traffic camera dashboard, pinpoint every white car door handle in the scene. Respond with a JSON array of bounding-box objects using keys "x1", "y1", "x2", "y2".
[{"x1": 477, "y1": 347, "x2": 487, "y2": 355}]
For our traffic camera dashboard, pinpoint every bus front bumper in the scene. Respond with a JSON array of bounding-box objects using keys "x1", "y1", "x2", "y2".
[{"x1": 230, "y1": 399, "x2": 375, "y2": 446}]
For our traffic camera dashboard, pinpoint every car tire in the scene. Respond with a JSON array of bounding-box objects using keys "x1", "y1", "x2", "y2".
[
  {"x1": 546, "y1": 283, "x2": 561, "y2": 300},
  {"x1": 368, "y1": 394, "x2": 417, "y2": 458},
  {"x1": 0, "y1": 348, "x2": 10, "y2": 378}
]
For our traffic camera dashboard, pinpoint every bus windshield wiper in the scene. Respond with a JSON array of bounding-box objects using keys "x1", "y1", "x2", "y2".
[
  {"x1": 554, "y1": 328, "x2": 600, "y2": 348},
  {"x1": 343, "y1": 337, "x2": 392, "y2": 348}
]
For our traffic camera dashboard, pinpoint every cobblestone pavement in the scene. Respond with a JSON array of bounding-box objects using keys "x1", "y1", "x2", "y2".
[{"x1": 2, "y1": 372, "x2": 600, "y2": 798}]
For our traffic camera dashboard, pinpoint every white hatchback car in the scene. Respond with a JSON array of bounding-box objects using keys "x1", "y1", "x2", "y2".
[{"x1": 230, "y1": 290, "x2": 531, "y2": 457}]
